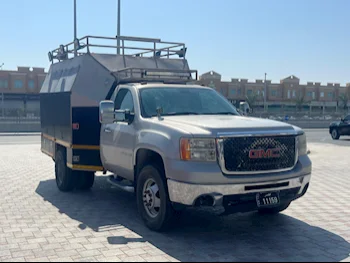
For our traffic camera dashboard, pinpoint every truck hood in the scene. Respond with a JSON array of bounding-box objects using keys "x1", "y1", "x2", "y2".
[{"x1": 158, "y1": 115, "x2": 299, "y2": 136}]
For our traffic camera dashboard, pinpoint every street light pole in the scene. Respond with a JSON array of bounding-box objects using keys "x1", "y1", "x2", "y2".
[
  {"x1": 264, "y1": 73, "x2": 267, "y2": 112},
  {"x1": 117, "y1": 0, "x2": 121, "y2": 55},
  {"x1": 74, "y1": 0, "x2": 78, "y2": 57}
]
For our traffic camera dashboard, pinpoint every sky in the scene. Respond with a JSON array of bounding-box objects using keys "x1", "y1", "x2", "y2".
[{"x1": 1, "y1": 0, "x2": 350, "y2": 85}]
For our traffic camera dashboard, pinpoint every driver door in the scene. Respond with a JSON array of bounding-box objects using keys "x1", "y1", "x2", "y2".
[
  {"x1": 340, "y1": 115, "x2": 350, "y2": 135},
  {"x1": 102, "y1": 88, "x2": 136, "y2": 181}
]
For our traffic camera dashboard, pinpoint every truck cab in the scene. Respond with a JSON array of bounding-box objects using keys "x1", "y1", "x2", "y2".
[{"x1": 40, "y1": 35, "x2": 312, "y2": 232}]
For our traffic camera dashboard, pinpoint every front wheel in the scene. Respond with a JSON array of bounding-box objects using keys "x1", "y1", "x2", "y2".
[
  {"x1": 258, "y1": 202, "x2": 291, "y2": 215},
  {"x1": 136, "y1": 164, "x2": 175, "y2": 232},
  {"x1": 331, "y1": 129, "x2": 340, "y2": 140}
]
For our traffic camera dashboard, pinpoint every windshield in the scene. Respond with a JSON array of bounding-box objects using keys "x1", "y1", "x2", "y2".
[{"x1": 139, "y1": 87, "x2": 239, "y2": 118}]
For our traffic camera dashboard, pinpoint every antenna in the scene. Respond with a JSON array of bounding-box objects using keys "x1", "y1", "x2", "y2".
[
  {"x1": 117, "y1": 0, "x2": 121, "y2": 55},
  {"x1": 74, "y1": 0, "x2": 78, "y2": 57}
]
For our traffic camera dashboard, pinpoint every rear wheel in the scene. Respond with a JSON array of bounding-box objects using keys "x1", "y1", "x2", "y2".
[
  {"x1": 76, "y1": 172, "x2": 95, "y2": 190},
  {"x1": 136, "y1": 164, "x2": 175, "y2": 232},
  {"x1": 55, "y1": 149, "x2": 77, "y2": 192},
  {"x1": 258, "y1": 202, "x2": 291, "y2": 215},
  {"x1": 331, "y1": 129, "x2": 340, "y2": 140}
]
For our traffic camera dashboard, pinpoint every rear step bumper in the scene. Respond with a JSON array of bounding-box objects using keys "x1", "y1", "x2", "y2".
[{"x1": 167, "y1": 174, "x2": 311, "y2": 208}]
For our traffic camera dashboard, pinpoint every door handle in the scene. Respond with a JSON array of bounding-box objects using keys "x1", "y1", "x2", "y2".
[{"x1": 104, "y1": 128, "x2": 112, "y2": 133}]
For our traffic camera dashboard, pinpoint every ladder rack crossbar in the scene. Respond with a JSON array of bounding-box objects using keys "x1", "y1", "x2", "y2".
[{"x1": 112, "y1": 68, "x2": 198, "y2": 84}]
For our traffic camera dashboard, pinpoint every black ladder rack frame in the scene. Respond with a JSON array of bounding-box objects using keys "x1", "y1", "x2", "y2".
[
  {"x1": 112, "y1": 68, "x2": 199, "y2": 85},
  {"x1": 49, "y1": 35, "x2": 188, "y2": 63}
]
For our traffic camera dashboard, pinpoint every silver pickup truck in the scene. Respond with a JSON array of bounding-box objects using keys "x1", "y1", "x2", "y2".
[
  {"x1": 99, "y1": 82, "x2": 312, "y2": 231},
  {"x1": 40, "y1": 35, "x2": 312, "y2": 232}
]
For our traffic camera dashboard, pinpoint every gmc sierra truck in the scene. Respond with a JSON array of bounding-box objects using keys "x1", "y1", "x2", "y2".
[{"x1": 40, "y1": 35, "x2": 312, "y2": 231}]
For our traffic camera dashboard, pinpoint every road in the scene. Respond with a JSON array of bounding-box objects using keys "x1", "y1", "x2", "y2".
[
  {"x1": 1, "y1": 129, "x2": 350, "y2": 146},
  {"x1": 0, "y1": 134, "x2": 40, "y2": 145},
  {"x1": 305, "y1": 129, "x2": 350, "y2": 146}
]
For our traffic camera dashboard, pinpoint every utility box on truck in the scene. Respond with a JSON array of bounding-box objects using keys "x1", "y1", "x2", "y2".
[{"x1": 40, "y1": 50, "x2": 115, "y2": 172}]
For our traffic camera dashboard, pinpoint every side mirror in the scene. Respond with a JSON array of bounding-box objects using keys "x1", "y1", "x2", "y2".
[
  {"x1": 115, "y1": 110, "x2": 126, "y2": 122},
  {"x1": 341, "y1": 118, "x2": 344, "y2": 122},
  {"x1": 115, "y1": 109, "x2": 135, "y2": 124},
  {"x1": 99, "y1": 101, "x2": 115, "y2": 124}
]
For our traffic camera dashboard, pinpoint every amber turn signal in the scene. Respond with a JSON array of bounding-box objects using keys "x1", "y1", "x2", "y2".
[{"x1": 180, "y1": 138, "x2": 191, "y2": 160}]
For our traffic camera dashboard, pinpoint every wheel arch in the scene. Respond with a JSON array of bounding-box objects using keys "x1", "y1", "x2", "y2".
[
  {"x1": 134, "y1": 148, "x2": 166, "y2": 183},
  {"x1": 56, "y1": 143, "x2": 66, "y2": 155}
]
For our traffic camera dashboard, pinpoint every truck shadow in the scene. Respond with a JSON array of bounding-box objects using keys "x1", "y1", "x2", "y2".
[{"x1": 36, "y1": 177, "x2": 350, "y2": 262}]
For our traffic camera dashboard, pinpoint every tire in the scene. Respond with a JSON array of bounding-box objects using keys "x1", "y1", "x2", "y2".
[
  {"x1": 258, "y1": 202, "x2": 291, "y2": 215},
  {"x1": 55, "y1": 149, "x2": 77, "y2": 192},
  {"x1": 136, "y1": 164, "x2": 175, "y2": 232},
  {"x1": 331, "y1": 129, "x2": 340, "y2": 140},
  {"x1": 76, "y1": 172, "x2": 95, "y2": 190}
]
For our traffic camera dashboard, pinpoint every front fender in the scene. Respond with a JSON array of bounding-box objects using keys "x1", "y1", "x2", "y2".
[
  {"x1": 133, "y1": 129, "x2": 180, "y2": 166},
  {"x1": 329, "y1": 123, "x2": 339, "y2": 132}
]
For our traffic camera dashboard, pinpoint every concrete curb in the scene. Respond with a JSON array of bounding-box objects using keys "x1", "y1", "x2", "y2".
[{"x1": 0, "y1": 133, "x2": 41, "y2": 137}]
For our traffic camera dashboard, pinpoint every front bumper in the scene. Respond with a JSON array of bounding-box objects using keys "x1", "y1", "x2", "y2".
[{"x1": 167, "y1": 174, "x2": 311, "y2": 211}]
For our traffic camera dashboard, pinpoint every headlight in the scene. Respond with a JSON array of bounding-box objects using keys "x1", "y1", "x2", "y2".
[
  {"x1": 297, "y1": 133, "x2": 307, "y2": 156},
  {"x1": 180, "y1": 138, "x2": 216, "y2": 161}
]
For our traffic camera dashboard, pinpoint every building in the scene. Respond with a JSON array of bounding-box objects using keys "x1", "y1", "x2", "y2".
[
  {"x1": 1, "y1": 66, "x2": 349, "y2": 117},
  {"x1": 0, "y1": 67, "x2": 46, "y2": 117},
  {"x1": 198, "y1": 71, "x2": 350, "y2": 113}
]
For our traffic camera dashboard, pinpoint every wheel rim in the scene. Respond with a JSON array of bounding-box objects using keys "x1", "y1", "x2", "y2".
[
  {"x1": 332, "y1": 130, "x2": 338, "y2": 138},
  {"x1": 142, "y1": 178, "x2": 161, "y2": 218}
]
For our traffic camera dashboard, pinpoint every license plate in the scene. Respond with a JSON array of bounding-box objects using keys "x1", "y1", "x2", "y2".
[{"x1": 256, "y1": 192, "x2": 280, "y2": 208}]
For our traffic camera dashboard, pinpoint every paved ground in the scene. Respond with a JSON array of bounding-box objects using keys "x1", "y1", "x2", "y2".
[
  {"x1": 0, "y1": 133, "x2": 350, "y2": 262},
  {"x1": 0, "y1": 135, "x2": 40, "y2": 145}
]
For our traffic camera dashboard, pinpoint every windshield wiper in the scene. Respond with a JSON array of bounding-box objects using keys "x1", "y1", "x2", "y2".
[
  {"x1": 163, "y1": 112, "x2": 199, "y2": 116},
  {"x1": 202, "y1": 112, "x2": 236, "y2": 115},
  {"x1": 148, "y1": 112, "x2": 236, "y2": 117},
  {"x1": 148, "y1": 112, "x2": 199, "y2": 118}
]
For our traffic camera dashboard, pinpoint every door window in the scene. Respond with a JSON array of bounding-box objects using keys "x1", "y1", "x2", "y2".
[{"x1": 114, "y1": 89, "x2": 134, "y2": 112}]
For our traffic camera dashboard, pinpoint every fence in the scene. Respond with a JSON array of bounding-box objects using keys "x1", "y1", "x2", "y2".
[
  {"x1": 0, "y1": 116, "x2": 40, "y2": 123},
  {"x1": 0, "y1": 117, "x2": 40, "y2": 133},
  {"x1": 251, "y1": 111, "x2": 345, "y2": 120},
  {"x1": 0, "y1": 93, "x2": 40, "y2": 118}
]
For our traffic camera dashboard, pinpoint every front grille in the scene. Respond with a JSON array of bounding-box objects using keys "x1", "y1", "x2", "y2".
[{"x1": 222, "y1": 136, "x2": 296, "y2": 173}]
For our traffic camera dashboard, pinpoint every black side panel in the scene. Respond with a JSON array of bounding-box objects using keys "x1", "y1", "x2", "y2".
[
  {"x1": 72, "y1": 149, "x2": 103, "y2": 167},
  {"x1": 72, "y1": 107, "x2": 101, "y2": 146},
  {"x1": 40, "y1": 92, "x2": 72, "y2": 143}
]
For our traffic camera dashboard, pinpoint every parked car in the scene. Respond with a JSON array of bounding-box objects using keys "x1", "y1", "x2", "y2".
[{"x1": 329, "y1": 115, "x2": 350, "y2": 140}]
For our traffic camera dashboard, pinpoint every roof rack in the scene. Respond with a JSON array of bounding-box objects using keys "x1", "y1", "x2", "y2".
[
  {"x1": 48, "y1": 36, "x2": 188, "y2": 63},
  {"x1": 113, "y1": 68, "x2": 198, "y2": 85}
]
